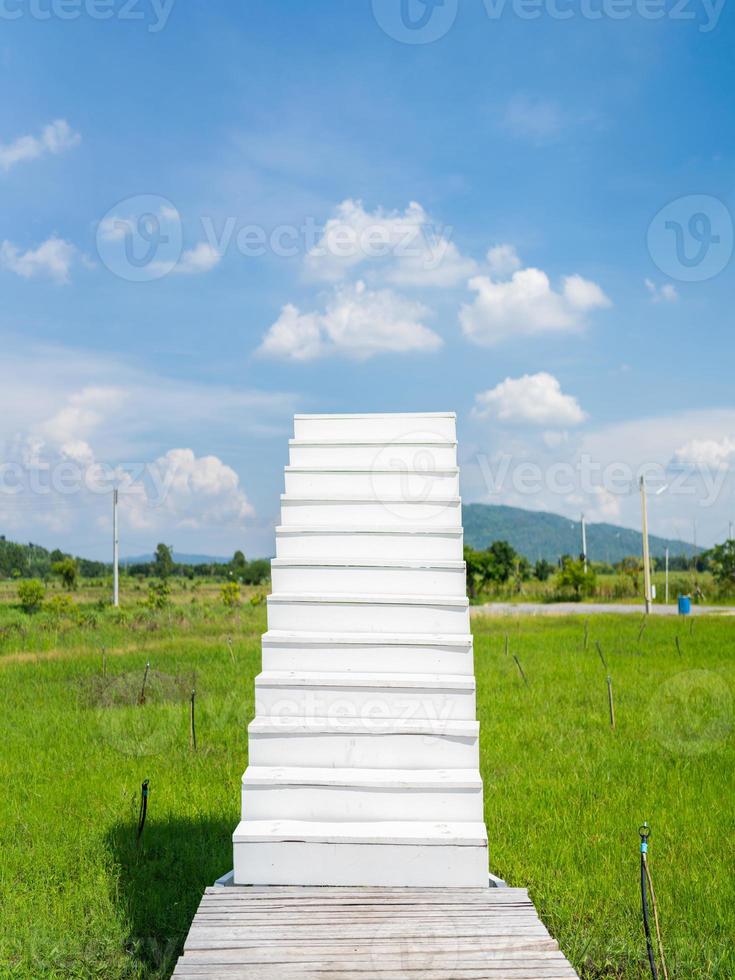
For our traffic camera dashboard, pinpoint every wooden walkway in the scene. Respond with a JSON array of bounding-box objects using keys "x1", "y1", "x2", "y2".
[{"x1": 173, "y1": 885, "x2": 579, "y2": 979}]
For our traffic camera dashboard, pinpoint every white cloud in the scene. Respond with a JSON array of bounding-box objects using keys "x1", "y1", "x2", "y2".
[
  {"x1": 173, "y1": 242, "x2": 221, "y2": 275},
  {"x1": 459, "y1": 252, "x2": 611, "y2": 346},
  {"x1": 305, "y1": 199, "x2": 476, "y2": 288},
  {"x1": 0, "y1": 237, "x2": 76, "y2": 284},
  {"x1": 259, "y1": 280, "x2": 442, "y2": 361},
  {"x1": 502, "y1": 95, "x2": 565, "y2": 144},
  {"x1": 122, "y1": 448, "x2": 254, "y2": 531},
  {"x1": 486, "y1": 244, "x2": 521, "y2": 279},
  {"x1": 473, "y1": 372, "x2": 587, "y2": 427},
  {"x1": 673, "y1": 436, "x2": 735, "y2": 471},
  {"x1": 0, "y1": 119, "x2": 80, "y2": 172},
  {"x1": 37, "y1": 385, "x2": 128, "y2": 449},
  {"x1": 645, "y1": 278, "x2": 679, "y2": 303}
]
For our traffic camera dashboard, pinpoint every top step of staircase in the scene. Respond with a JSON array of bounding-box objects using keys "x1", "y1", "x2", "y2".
[{"x1": 294, "y1": 413, "x2": 456, "y2": 442}]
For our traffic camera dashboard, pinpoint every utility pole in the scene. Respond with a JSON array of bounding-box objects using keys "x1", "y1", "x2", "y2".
[
  {"x1": 665, "y1": 546, "x2": 669, "y2": 605},
  {"x1": 113, "y1": 488, "x2": 119, "y2": 608},
  {"x1": 640, "y1": 477, "x2": 652, "y2": 614},
  {"x1": 581, "y1": 513, "x2": 588, "y2": 572}
]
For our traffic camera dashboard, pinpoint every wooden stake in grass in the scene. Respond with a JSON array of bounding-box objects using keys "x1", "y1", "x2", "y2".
[
  {"x1": 513, "y1": 654, "x2": 529, "y2": 688},
  {"x1": 136, "y1": 778, "x2": 149, "y2": 850},
  {"x1": 226, "y1": 635, "x2": 235, "y2": 665},
  {"x1": 139, "y1": 660, "x2": 150, "y2": 705},
  {"x1": 607, "y1": 675, "x2": 616, "y2": 729},
  {"x1": 189, "y1": 688, "x2": 197, "y2": 752},
  {"x1": 596, "y1": 641, "x2": 608, "y2": 672}
]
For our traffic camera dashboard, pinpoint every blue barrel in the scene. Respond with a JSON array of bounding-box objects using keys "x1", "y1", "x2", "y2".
[{"x1": 678, "y1": 594, "x2": 691, "y2": 615}]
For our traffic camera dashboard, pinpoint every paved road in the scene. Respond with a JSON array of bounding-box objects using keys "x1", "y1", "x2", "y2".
[{"x1": 470, "y1": 602, "x2": 734, "y2": 617}]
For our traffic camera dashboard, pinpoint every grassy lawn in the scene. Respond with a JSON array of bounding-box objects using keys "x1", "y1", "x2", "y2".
[{"x1": 0, "y1": 595, "x2": 733, "y2": 978}]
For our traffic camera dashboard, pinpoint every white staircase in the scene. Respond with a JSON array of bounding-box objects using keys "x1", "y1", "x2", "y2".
[{"x1": 233, "y1": 412, "x2": 489, "y2": 887}]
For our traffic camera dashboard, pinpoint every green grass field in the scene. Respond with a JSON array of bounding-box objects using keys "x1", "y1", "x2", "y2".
[{"x1": 0, "y1": 594, "x2": 733, "y2": 978}]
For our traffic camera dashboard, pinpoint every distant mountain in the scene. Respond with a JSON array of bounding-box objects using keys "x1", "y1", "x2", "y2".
[
  {"x1": 121, "y1": 552, "x2": 231, "y2": 566},
  {"x1": 462, "y1": 503, "x2": 699, "y2": 565}
]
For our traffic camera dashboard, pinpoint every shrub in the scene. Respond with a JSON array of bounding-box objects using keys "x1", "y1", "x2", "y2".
[
  {"x1": 45, "y1": 594, "x2": 78, "y2": 619},
  {"x1": 554, "y1": 558, "x2": 596, "y2": 601},
  {"x1": 146, "y1": 580, "x2": 171, "y2": 610},
  {"x1": 17, "y1": 579, "x2": 46, "y2": 613},
  {"x1": 221, "y1": 582, "x2": 241, "y2": 608}
]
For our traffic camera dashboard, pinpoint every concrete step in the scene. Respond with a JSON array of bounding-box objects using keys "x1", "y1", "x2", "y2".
[
  {"x1": 254, "y1": 670, "x2": 476, "y2": 721},
  {"x1": 248, "y1": 716, "x2": 480, "y2": 769},
  {"x1": 266, "y1": 593, "x2": 470, "y2": 634},
  {"x1": 289, "y1": 438, "x2": 457, "y2": 469},
  {"x1": 241, "y1": 766, "x2": 484, "y2": 823},
  {"x1": 283, "y1": 466, "x2": 460, "y2": 500},
  {"x1": 232, "y1": 819, "x2": 488, "y2": 887},
  {"x1": 293, "y1": 412, "x2": 456, "y2": 443},
  {"x1": 279, "y1": 495, "x2": 462, "y2": 528},
  {"x1": 262, "y1": 630, "x2": 474, "y2": 675},
  {"x1": 270, "y1": 558, "x2": 466, "y2": 597},
  {"x1": 275, "y1": 525, "x2": 463, "y2": 561}
]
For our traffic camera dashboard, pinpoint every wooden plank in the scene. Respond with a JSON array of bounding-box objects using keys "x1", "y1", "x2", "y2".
[{"x1": 175, "y1": 885, "x2": 579, "y2": 979}]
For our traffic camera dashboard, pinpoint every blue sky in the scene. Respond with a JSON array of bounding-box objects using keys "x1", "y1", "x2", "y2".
[{"x1": 1, "y1": 0, "x2": 733, "y2": 559}]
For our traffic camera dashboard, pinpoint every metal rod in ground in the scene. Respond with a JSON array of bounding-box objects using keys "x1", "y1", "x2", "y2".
[
  {"x1": 136, "y1": 778, "x2": 149, "y2": 849},
  {"x1": 513, "y1": 654, "x2": 529, "y2": 687},
  {"x1": 639, "y1": 823, "x2": 658, "y2": 979},
  {"x1": 596, "y1": 641, "x2": 608, "y2": 671},
  {"x1": 226, "y1": 635, "x2": 235, "y2": 664},
  {"x1": 190, "y1": 688, "x2": 197, "y2": 752},
  {"x1": 139, "y1": 660, "x2": 150, "y2": 705},
  {"x1": 644, "y1": 848, "x2": 670, "y2": 980},
  {"x1": 607, "y1": 675, "x2": 615, "y2": 729},
  {"x1": 638, "y1": 616, "x2": 647, "y2": 644},
  {"x1": 675, "y1": 636, "x2": 682, "y2": 656}
]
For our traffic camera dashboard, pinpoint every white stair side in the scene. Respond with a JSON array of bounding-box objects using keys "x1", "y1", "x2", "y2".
[
  {"x1": 289, "y1": 439, "x2": 457, "y2": 469},
  {"x1": 262, "y1": 630, "x2": 473, "y2": 675},
  {"x1": 279, "y1": 495, "x2": 462, "y2": 528},
  {"x1": 275, "y1": 525, "x2": 463, "y2": 561},
  {"x1": 284, "y1": 467, "x2": 460, "y2": 500},
  {"x1": 241, "y1": 767, "x2": 483, "y2": 823},
  {"x1": 293, "y1": 413, "x2": 456, "y2": 442},
  {"x1": 266, "y1": 593, "x2": 470, "y2": 634},
  {"x1": 254, "y1": 670, "x2": 476, "y2": 722},
  {"x1": 232, "y1": 820, "x2": 488, "y2": 887},
  {"x1": 248, "y1": 716, "x2": 479, "y2": 769},
  {"x1": 270, "y1": 559, "x2": 466, "y2": 597}
]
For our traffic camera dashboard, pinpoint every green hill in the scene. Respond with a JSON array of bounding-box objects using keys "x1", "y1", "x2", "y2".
[{"x1": 462, "y1": 503, "x2": 698, "y2": 565}]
